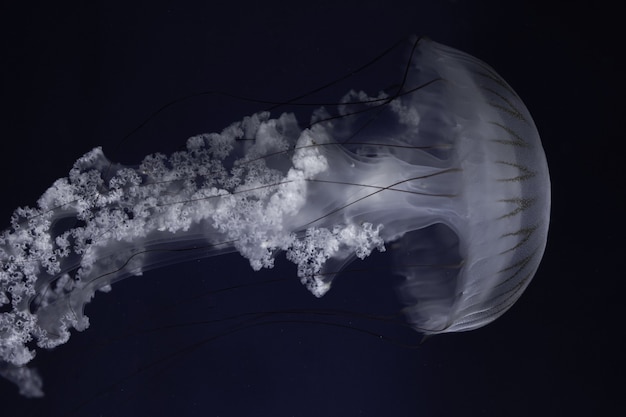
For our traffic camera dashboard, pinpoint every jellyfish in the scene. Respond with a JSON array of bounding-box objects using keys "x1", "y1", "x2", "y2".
[{"x1": 0, "y1": 37, "x2": 550, "y2": 397}]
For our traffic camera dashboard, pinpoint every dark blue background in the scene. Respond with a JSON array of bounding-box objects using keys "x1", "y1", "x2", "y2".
[{"x1": 1, "y1": 1, "x2": 623, "y2": 416}]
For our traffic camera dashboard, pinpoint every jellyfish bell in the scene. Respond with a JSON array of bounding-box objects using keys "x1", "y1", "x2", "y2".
[{"x1": 0, "y1": 36, "x2": 550, "y2": 398}]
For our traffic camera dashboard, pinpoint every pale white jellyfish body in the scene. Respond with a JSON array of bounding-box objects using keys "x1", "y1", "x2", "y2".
[{"x1": 0, "y1": 37, "x2": 550, "y2": 397}]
